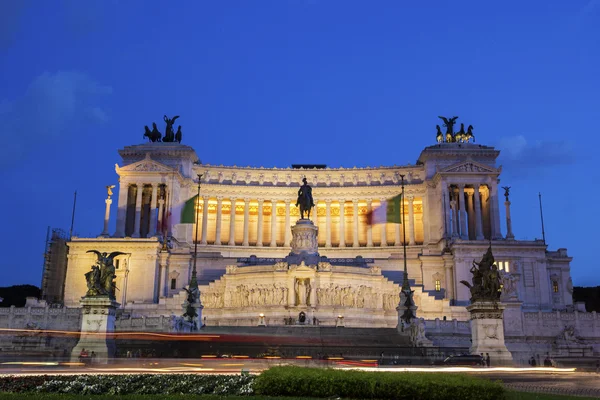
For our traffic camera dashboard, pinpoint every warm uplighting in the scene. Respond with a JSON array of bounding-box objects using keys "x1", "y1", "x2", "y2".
[
  {"x1": 259, "y1": 313, "x2": 265, "y2": 317},
  {"x1": 233, "y1": 355, "x2": 249, "y2": 359},
  {"x1": 264, "y1": 356, "x2": 281, "y2": 359},
  {"x1": 327, "y1": 356, "x2": 344, "y2": 360},
  {"x1": 296, "y1": 355, "x2": 312, "y2": 359},
  {"x1": 200, "y1": 355, "x2": 218, "y2": 358},
  {"x1": 338, "y1": 315, "x2": 343, "y2": 319}
]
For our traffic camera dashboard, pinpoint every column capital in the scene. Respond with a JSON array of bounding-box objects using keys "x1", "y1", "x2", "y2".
[
  {"x1": 216, "y1": 196, "x2": 224, "y2": 202},
  {"x1": 457, "y1": 183, "x2": 465, "y2": 189},
  {"x1": 284, "y1": 199, "x2": 291, "y2": 205},
  {"x1": 407, "y1": 195, "x2": 414, "y2": 202},
  {"x1": 202, "y1": 194, "x2": 209, "y2": 200},
  {"x1": 257, "y1": 198, "x2": 265, "y2": 204},
  {"x1": 243, "y1": 197, "x2": 251, "y2": 203},
  {"x1": 352, "y1": 198, "x2": 359, "y2": 204},
  {"x1": 325, "y1": 199, "x2": 332, "y2": 205}
]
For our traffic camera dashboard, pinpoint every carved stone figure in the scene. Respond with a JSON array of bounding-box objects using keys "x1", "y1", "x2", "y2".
[
  {"x1": 455, "y1": 123, "x2": 466, "y2": 142},
  {"x1": 151, "y1": 123, "x2": 162, "y2": 142},
  {"x1": 295, "y1": 279, "x2": 308, "y2": 306},
  {"x1": 295, "y1": 178, "x2": 314, "y2": 219},
  {"x1": 460, "y1": 246, "x2": 501, "y2": 302},
  {"x1": 85, "y1": 250, "x2": 126, "y2": 299},
  {"x1": 500, "y1": 270, "x2": 519, "y2": 300}
]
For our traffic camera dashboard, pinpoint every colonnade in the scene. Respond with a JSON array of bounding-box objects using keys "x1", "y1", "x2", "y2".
[
  {"x1": 442, "y1": 183, "x2": 502, "y2": 240},
  {"x1": 116, "y1": 183, "x2": 167, "y2": 238},
  {"x1": 195, "y1": 196, "x2": 423, "y2": 247}
]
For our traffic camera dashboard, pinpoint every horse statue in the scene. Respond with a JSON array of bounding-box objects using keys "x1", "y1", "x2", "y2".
[
  {"x1": 455, "y1": 123, "x2": 466, "y2": 143},
  {"x1": 144, "y1": 125, "x2": 161, "y2": 142},
  {"x1": 436, "y1": 125, "x2": 443, "y2": 143},
  {"x1": 295, "y1": 177, "x2": 314, "y2": 220},
  {"x1": 175, "y1": 126, "x2": 182, "y2": 143},
  {"x1": 465, "y1": 125, "x2": 475, "y2": 142},
  {"x1": 438, "y1": 116, "x2": 459, "y2": 135}
]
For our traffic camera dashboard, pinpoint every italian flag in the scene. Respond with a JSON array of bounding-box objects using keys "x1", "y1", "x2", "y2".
[
  {"x1": 181, "y1": 195, "x2": 198, "y2": 224},
  {"x1": 366, "y1": 194, "x2": 402, "y2": 225}
]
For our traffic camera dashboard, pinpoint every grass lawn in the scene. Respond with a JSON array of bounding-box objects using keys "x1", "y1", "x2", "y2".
[{"x1": 0, "y1": 392, "x2": 598, "y2": 400}]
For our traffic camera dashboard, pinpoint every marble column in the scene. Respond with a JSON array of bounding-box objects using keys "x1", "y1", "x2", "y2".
[
  {"x1": 473, "y1": 186, "x2": 484, "y2": 240},
  {"x1": 352, "y1": 199, "x2": 360, "y2": 247},
  {"x1": 132, "y1": 183, "x2": 143, "y2": 238},
  {"x1": 408, "y1": 195, "x2": 415, "y2": 245},
  {"x1": 243, "y1": 198, "x2": 250, "y2": 246},
  {"x1": 312, "y1": 200, "x2": 318, "y2": 225},
  {"x1": 458, "y1": 185, "x2": 468, "y2": 240},
  {"x1": 270, "y1": 200, "x2": 278, "y2": 247},
  {"x1": 366, "y1": 199, "x2": 373, "y2": 247},
  {"x1": 380, "y1": 199, "x2": 387, "y2": 246},
  {"x1": 505, "y1": 200, "x2": 515, "y2": 240},
  {"x1": 148, "y1": 184, "x2": 158, "y2": 237},
  {"x1": 490, "y1": 183, "x2": 503, "y2": 239},
  {"x1": 256, "y1": 199, "x2": 264, "y2": 247},
  {"x1": 284, "y1": 200, "x2": 291, "y2": 246},
  {"x1": 421, "y1": 193, "x2": 430, "y2": 244},
  {"x1": 442, "y1": 184, "x2": 452, "y2": 237},
  {"x1": 200, "y1": 195, "x2": 209, "y2": 245},
  {"x1": 157, "y1": 198, "x2": 165, "y2": 237},
  {"x1": 467, "y1": 191, "x2": 475, "y2": 240},
  {"x1": 450, "y1": 192, "x2": 459, "y2": 238},
  {"x1": 325, "y1": 200, "x2": 332, "y2": 247},
  {"x1": 101, "y1": 197, "x2": 112, "y2": 237},
  {"x1": 215, "y1": 197, "x2": 223, "y2": 245},
  {"x1": 228, "y1": 198, "x2": 236, "y2": 245},
  {"x1": 115, "y1": 181, "x2": 129, "y2": 237},
  {"x1": 339, "y1": 201, "x2": 346, "y2": 247}
]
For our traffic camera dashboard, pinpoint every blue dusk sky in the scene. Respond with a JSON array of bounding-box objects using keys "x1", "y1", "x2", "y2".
[{"x1": 0, "y1": 1, "x2": 598, "y2": 287}]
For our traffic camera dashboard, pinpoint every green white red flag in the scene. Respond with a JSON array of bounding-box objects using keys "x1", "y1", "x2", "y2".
[{"x1": 366, "y1": 193, "x2": 402, "y2": 225}]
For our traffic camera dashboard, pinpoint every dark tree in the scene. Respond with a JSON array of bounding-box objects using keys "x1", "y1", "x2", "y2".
[
  {"x1": 573, "y1": 286, "x2": 600, "y2": 312},
  {"x1": 0, "y1": 285, "x2": 41, "y2": 307}
]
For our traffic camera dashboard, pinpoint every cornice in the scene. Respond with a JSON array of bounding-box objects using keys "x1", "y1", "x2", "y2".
[{"x1": 194, "y1": 164, "x2": 425, "y2": 187}]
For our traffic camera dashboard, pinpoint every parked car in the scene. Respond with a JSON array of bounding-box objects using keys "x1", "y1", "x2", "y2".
[{"x1": 443, "y1": 354, "x2": 484, "y2": 366}]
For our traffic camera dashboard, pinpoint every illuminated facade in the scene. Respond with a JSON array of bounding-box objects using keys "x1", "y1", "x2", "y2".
[{"x1": 62, "y1": 141, "x2": 577, "y2": 327}]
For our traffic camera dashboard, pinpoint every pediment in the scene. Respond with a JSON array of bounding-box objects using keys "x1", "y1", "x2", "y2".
[
  {"x1": 116, "y1": 153, "x2": 175, "y2": 174},
  {"x1": 439, "y1": 160, "x2": 499, "y2": 174}
]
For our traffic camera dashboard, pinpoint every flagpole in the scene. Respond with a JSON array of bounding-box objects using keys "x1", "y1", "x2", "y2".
[
  {"x1": 69, "y1": 191, "x2": 77, "y2": 240},
  {"x1": 400, "y1": 175, "x2": 410, "y2": 292},
  {"x1": 538, "y1": 192, "x2": 546, "y2": 245},
  {"x1": 191, "y1": 174, "x2": 202, "y2": 292}
]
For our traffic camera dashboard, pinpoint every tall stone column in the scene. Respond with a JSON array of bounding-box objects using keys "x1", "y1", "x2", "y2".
[
  {"x1": 380, "y1": 199, "x2": 387, "y2": 246},
  {"x1": 270, "y1": 200, "x2": 278, "y2": 247},
  {"x1": 200, "y1": 195, "x2": 209, "y2": 245},
  {"x1": 284, "y1": 200, "x2": 291, "y2": 246},
  {"x1": 450, "y1": 195, "x2": 459, "y2": 238},
  {"x1": 101, "y1": 195, "x2": 113, "y2": 237},
  {"x1": 215, "y1": 197, "x2": 223, "y2": 245},
  {"x1": 444, "y1": 262, "x2": 454, "y2": 300},
  {"x1": 325, "y1": 200, "x2": 332, "y2": 247},
  {"x1": 243, "y1": 198, "x2": 250, "y2": 246},
  {"x1": 115, "y1": 181, "x2": 129, "y2": 237},
  {"x1": 366, "y1": 199, "x2": 373, "y2": 247},
  {"x1": 421, "y1": 193, "x2": 430, "y2": 244},
  {"x1": 227, "y1": 198, "x2": 235, "y2": 246},
  {"x1": 490, "y1": 183, "x2": 503, "y2": 239},
  {"x1": 256, "y1": 199, "x2": 264, "y2": 247},
  {"x1": 408, "y1": 195, "x2": 415, "y2": 245},
  {"x1": 505, "y1": 200, "x2": 515, "y2": 240},
  {"x1": 352, "y1": 199, "x2": 359, "y2": 247},
  {"x1": 312, "y1": 201, "x2": 318, "y2": 225},
  {"x1": 442, "y1": 184, "x2": 452, "y2": 237},
  {"x1": 467, "y1": 191, "x2": 475, "y2": 240},
  {"x1": 339, "y1": 201, "x2": 346, "y2": 247},
  {"x1": 458, "y1": 185, "x2": 468, "y2": 240},
  {"x1": 395, "y1": 203, "x2": 401, "y2": 246},
  {"x1": 157, "y1": 198, "x2": 165, "y2": 237},
  {"x1": 148, "y1": 184, "x2": 158, "y2": 237},
  {"x1": 473, "y1": 186, "x2": 484, "y2": 240},
  {"x1": 132, "y1": 183, "x2": 143, "y2": 238}
]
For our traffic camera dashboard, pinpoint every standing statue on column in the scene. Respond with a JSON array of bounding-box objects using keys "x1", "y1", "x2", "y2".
[
  {"x1": 106, "y1": 185, "x2": 115, "y2": 199},
  {"x1": 295, "y1": 178, "x2": 314, "y2": 219},
  {"x1": 502, "y1": 186, "x2": 511, "y2": 202}
]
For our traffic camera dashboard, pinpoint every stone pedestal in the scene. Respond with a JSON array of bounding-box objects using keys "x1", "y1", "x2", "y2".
[
  {"x1": 71, "y1": 297, "x2": 119, "y2": 364},
  {"x1": 100, "y1": 198, "x2": 112, "y2": 237},
  {"x1": 467, "y1": 301, "x2": 513, "y2": 365},
  {"x1": 290, "y1": 220, "x2": 318, "y2": 255}
]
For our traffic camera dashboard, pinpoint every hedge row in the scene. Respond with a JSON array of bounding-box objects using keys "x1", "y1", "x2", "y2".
[{"x1": 254, "y1": 367, "x2": 505, "y2": 400}]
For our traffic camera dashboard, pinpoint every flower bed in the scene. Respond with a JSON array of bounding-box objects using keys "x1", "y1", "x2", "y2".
[
  {"x1": 254, "y1": 367, "x2": 505, "y2": 400},
  {"x1": 0, "y1": 374, "x2": 254, "y2": 396}
]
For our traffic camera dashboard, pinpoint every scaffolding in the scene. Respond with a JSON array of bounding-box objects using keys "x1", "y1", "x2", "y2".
[{"x1": 40, "y1": 227, "x2": 69, "y2": 304}]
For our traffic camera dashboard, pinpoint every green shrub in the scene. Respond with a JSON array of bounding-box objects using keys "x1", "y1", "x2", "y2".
[{"x1": 254, "y1": 366, "x2": 505, "y2": 400}]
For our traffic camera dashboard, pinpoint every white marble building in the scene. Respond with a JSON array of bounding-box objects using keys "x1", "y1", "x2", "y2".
[{"x1": 59, "y1": 140, "x2": 579, "y2": 324}]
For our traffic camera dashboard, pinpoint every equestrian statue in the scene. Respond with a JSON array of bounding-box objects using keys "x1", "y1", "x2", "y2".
[{"x1": 295, "y1": 177, "x2": 315, "y2": 220}]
